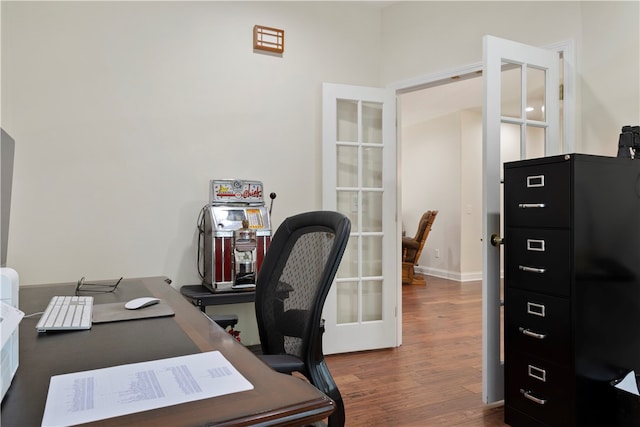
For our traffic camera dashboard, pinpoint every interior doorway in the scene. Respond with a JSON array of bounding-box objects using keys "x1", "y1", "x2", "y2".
[{"x1": 398, "y1": 71, "x2": 484, "y2": 283}]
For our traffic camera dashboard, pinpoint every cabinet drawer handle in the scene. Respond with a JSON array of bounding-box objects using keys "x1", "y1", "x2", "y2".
[
  {"x1": 527, "y1": 175, "x2": 545, "y2": 188},
  {"x1": 519, "y1": 327, "x2": 547, "y2": 340},
  {"x1": 520, "y1": 389, "x2": 547, "y2": 405},
  {"x1": 526, "y1": 239, "x2": 545, "y2": 252},
  {"x1": 527, "y1": 302, "x2": 546, "y2": 317},
  {"x1": 518, "y1": 203, "x2": 546, "y2": 209},
  {"x1": 528, "y1": 365, "x2": 547, "y2": 382},
  {"x1": 519, "y1": 265, "x2": 546, "y2": 274}
]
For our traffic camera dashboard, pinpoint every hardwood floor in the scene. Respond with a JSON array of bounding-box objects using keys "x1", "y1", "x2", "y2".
[{"x1": 324, "y1": 275, "x2": 508, "y2": 426}]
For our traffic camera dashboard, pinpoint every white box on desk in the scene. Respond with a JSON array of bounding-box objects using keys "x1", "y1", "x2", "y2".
[{"x1": 1, "y1": 267, "x2": 20, "y2": 401}]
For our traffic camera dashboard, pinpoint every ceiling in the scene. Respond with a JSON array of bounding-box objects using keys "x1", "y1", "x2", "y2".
[{"x1": 399, "y1": 75, "x2": 483, "y2": 127}]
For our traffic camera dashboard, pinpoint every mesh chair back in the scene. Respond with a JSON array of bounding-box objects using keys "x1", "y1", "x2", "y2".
[{"x1": 255, "y1": 211, "x2": 351, "y2": 361}]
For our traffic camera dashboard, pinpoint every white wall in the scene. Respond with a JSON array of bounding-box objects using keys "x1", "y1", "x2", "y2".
[
  {"x1": 459, "y1": 110, "x2": 483, "y2": 278},
  {"x1": 400, "y1": 111, "x2": 462, "y2": 279},
  {"x1": 2, "y1": 1, "x2": 385, "y2": 345},
  {"x1": 580, "y1": 1, "x2": 640, "y2": 154},
  {"x1": 401, "y1": 108, "x2": 483, "y2": 282},
  {"x1": 2, "y1": 1, "x2": 383, "y2": 288}
]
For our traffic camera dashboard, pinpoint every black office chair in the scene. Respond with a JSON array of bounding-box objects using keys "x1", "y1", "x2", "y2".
[{"x1": 255, "y1": 211, "x2": 350, "y2": 427}]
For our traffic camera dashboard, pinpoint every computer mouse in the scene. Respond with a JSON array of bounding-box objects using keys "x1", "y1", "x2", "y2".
[{"x1": 124, "y1": 297, "x2": 160, "y2": 310}]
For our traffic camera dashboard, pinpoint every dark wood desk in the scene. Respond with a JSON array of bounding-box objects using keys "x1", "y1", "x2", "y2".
[{"x1": 0, "y1": 277, "x2": 334, "y2": 426}]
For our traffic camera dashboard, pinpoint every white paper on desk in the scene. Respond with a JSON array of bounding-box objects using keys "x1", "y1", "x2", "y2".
[
  {"x1": 0, "y1": 300, "x2": 24, "y2": 348},
  {"x1": 41, "y1": 351, "x2": 253, "y2": 427},
  {"x1": 614, "y1": 370, "x2": 640, "y2": 396}
]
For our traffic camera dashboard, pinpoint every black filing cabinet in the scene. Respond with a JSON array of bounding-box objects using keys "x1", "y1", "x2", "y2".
[{"x1": 504, "y1": 154, "x2": 640, "y2": 427}]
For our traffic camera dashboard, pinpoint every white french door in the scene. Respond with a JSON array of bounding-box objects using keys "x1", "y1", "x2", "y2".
[
  {"x1": 482, "y1": 35, "x2": 561, "y2": 404},
  {"x1": 322, "y1": 83, "x2": 398, "y2": 354}
]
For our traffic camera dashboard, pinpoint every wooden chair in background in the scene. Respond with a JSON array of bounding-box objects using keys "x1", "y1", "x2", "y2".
[{"x1": 402, "y1": 210, "x2": 438, "y2": 285}]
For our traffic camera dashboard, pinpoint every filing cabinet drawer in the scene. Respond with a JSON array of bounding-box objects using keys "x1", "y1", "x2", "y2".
[
  {"x1": 504, "y1": 161, "x2": 571, "y2": 228},
  {"x1": 506, "y1": 350, "x2": 573, "y2": 427},
  {"x1": 505, "y1": 228, "x2": 571, "y2": 296},
  {"x1": 505, "y1": 288, "x2": 571, "y2": 364}
]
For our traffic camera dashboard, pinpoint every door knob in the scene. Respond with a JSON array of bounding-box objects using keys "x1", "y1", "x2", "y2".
[{"x1": 490, "y1": 234, "x2": 504, "y2": 246}]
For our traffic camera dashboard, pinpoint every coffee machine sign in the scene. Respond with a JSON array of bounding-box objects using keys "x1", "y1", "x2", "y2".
[{"x1": 211, "y1": 179, "x2": 263, "y2": 205}]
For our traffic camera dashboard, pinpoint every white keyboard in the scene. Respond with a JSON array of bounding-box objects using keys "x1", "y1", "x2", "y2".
[{"x1": 35, "y1": 296, "x2": 93, "y2": 332}]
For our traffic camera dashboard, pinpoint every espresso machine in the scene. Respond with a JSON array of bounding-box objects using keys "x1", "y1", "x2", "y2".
[{"x1": 199, "y1": 179, "x2": 272, "y2": 292}]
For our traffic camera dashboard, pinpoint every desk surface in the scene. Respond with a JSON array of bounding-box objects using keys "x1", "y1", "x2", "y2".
[{"x1": 1, "y1": 277, "x2": 334, "y2": 426}]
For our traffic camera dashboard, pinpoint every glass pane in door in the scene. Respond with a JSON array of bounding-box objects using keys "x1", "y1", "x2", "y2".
[
  {"x1": 500, "y1": 122, "x2": 522, "y2": 171},
  {"x1": 526, "y1": 66, "x2": 546, "y2": 121},
  {"x1": 362, "y1": 280, "x2": 382, "y2": 321},
  {"x1": 334, "y1": 98, "x2": 384, "y2": 327},
  {"x1": 362, "y1": 102, "x2": 383, "y2": 144},
  {"x1": 501, "y1": 64, "x2": 522, "y2": 119},
  {"x1": 361, "y1": 191, "x2": 382, "y2": 232},
  {"x1": 362, "y1": 235, "x2": 382, "y2": 277},
  {"x1": 337, "y1": 100, "x2": 358, "y2": 142},
  {"x1": 525, "y1": 125, "x2": 545, "y2": 159},
  {"x1": 362, "y1": 147, "x2": 382, "y2": 188},
  {"x1": 337, "y1": 146, "x2": 358, "y2": 187},
  {"x1": 337, "y1": 236, "x2": 358, "y2": 279},
  {"x1": 337, "y1": 281, "x2": 358, "y2": 323},
  {"x1": 337, "y1": 190, "x2": 358, "y2": 231}
]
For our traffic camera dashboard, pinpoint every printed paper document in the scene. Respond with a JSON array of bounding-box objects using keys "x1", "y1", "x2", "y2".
[{"x1": 41, "y1": 351, "x2": 253, "y2": 427}]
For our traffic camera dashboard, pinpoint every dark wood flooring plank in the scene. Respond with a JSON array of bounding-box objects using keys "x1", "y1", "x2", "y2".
[{"x1": 325, "y1": 275, "x2": 507, "y2": 426}]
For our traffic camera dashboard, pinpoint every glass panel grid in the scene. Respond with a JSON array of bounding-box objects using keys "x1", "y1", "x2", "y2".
[
  {"x1": 334, "y1": 94, "x2": 385, "y2": 328},
  {"x1": 501, "y1": 62, "x2": 550, "y2": 160}
]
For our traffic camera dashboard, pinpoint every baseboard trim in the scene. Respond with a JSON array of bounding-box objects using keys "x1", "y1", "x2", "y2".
[{"x1": 415, "y1": 266, "x2": 483, "y2": 283}]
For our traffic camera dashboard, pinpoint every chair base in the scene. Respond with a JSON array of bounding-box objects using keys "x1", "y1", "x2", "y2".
[{"x1": 402, "y1": 262, "x2": 426, "y2": 285}]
